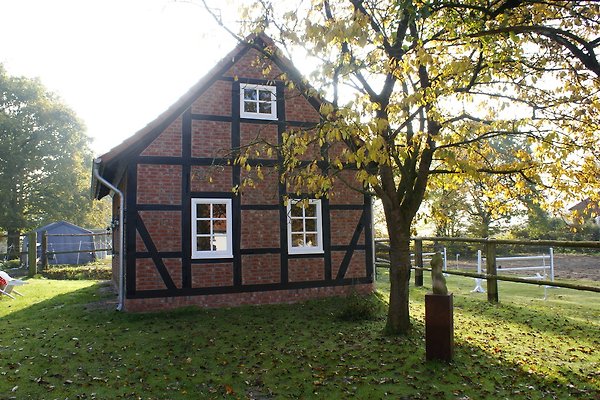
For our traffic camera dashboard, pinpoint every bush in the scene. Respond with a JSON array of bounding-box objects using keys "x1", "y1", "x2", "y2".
[
  {"x1": 42, "y1": 264, "x2": 112, "y2": 280},
  {"x1": 337, "y1": 290, "x2": 386, "y2": 321},
  {"x1": 0, "y1": 259, "x2": 21, "y2": 271}
]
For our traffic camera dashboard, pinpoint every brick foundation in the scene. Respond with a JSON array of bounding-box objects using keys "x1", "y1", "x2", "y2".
[{"x1": 123, "y1": 282, "x2": 373, "y2": 312}]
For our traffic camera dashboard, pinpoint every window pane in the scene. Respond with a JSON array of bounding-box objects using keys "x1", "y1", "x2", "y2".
[
  {"x1": 213, "y1": 219, "x2": 227, "y2": 235},
  {"x1": 291, "y1": 234, "x2": 305, "y2": 247},
  {"x1": 197, "y1": 236, "x2": 211, "y2": 251},
  {"x1": 305, "y1": 234, "x2": 317, "y2": 247},
  {"x1": 291, "y1": 219, "x2": 303, "y2": 233},
  {"x1": 244, "y1": 101, "x2": 257, "y2": 113},
  {"x1": 196, "y1": 220, "x2": 210, "y2": 234},
  {"x1": 258, "y1": 90, "x2": 272, "y2": 101},
  {"x1": 258, "y1": 102, "x2": 272, "y2": 114},
  {"x1": 290, "y1": 202, "x2": 304, "y2": 217},
  {"x1": 244, "y1": 89, "x2": 257, "y2": 100},
  {"x1": 212, "y1": 236, "x2": 228, "y2": 251},
  {"x1": 213, "y1": 203, "x2": 227, "y2": 218},
  {"x1": 305, "y1": 204, "x2": 317, "y2": 217},
  {"x1": 305, "y1": 218, "x2": 316, "y2": 232},
  {"x1": 196, "y1": 204, "x2": 210, "y2": 218}
]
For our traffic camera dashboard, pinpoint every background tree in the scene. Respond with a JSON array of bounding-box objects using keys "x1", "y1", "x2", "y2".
[
  {"x1": 425, "y1": 180, "x2": 468, "y2": 238},
  {"x1": 208, "y1": 0, "x2": 600, "y2": 334},
  {"x1": 0, "y1": 65, "x2": 109, "y2": 259},
  {"x1": 511, "y1": 201, "x2": 600, "y2": 244}
]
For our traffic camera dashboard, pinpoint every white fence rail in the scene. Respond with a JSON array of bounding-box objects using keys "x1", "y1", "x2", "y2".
[{"x1": 473, "y1": 248, "x2": 555, "y2": 298}]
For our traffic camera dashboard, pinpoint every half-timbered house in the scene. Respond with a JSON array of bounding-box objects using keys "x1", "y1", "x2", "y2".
[{"x1": 92, "y1": 34, "x2": 374, "y2": 312}]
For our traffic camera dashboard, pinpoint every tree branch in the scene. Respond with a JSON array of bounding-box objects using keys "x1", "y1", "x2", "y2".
[{"x1": 470, "y1": 25, "x2": 600, "y2": 78}]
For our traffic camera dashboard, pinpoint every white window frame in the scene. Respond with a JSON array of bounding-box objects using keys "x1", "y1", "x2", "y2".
[
  {"x1": 240, "y1": 83, "x2": 277, "y2": 120},
  {"x1": 287, "y1": 199, "x2": 324, "y2": 255},
  {"x1": 191, "y1": 198, "x2": 233, "y2": 259}
]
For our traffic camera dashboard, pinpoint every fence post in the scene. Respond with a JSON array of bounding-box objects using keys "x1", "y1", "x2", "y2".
[
  {"x1": 27, "y1": 232, "x2": 37, "y2": 277},
  {"x1": 549, "y1": 247, "x2": 554, "y2": 282},
  {"x1": 486, "y1": 241, "x2": 498, "y2": 303},
  {"x1": 415, "y1": 239, "x2": 424, "y2": 287},
  {"x1": 41, "y1": 231, "x2": 48, "y2": 271}
]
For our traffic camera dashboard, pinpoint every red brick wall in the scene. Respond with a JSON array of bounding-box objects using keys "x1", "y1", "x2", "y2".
[
  {"x1": 329, "y1": 170, "x2": 364, "y2": 205},
  {"x1": 191, "y1": 80, "x2": 232, "y2": 116},
  {"x1": 135, "y1": 258, "x2": 182, "y2": 291},
  {"x1": 137, "y1": 211, "x2": 181, "y2": 252},
  {"x1": 191, "y1": 120, "x2": 231, "y2": 158},
  {"x1": 288, "y1": 258, "x2": 325, "y2": 282},
  {"x1": 192, "y1": 263, "x2": 234, "y2": 288},
  {"x1": 141, "y1": 117, "x2": 182, "y2": 157},
  {"x1": 242, "y1": 254, "x2": 280, "y2": 285},
  {"x1": 330, "y1": 210, "x2": 366, "y2": 246},
  {"x1": 331, "y1": 251, "x2": 368, "y2": 280},
  {"x1": 190, "y1": 165, "x2": 233, "y2": 192},
  {"x1": 240, "y1": 168, "x2": 279, "y2": 205},
  {"x1": 241, "y1": 210, "x2": 280, "y2": 249},
  {"x1": 285, "y1": 87, "x2": 320, "y2": 122},
  {"x1": 137, "y1": 164, "x2": 182, "y2": 205},
  {"x1": 240, "y1": 123, "x2": 278, "y2": 152}
]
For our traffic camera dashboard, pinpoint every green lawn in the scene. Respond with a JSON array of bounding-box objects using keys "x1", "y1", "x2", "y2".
[{"x1": 0, "y1": 274, "x2": 598, "y2": 399}]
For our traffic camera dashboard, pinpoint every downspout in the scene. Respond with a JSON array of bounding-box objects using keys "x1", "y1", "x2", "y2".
[{"x1": 93, "y1": 159, "x2": 125, "y2": 311}]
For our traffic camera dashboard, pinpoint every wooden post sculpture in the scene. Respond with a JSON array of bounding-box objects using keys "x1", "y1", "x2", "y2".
[
  {"x1": 425, "y1": 252, "x2": 454, "y2": 362},
  {"x1": 431, "y1": 253, "x2": 447, "y2": 295}
]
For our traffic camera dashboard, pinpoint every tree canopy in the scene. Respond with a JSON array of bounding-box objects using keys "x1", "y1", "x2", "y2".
[
  {"x1": 0, "y1": 65, "x2": 108, "y2": 258},
  {"x1": 207, "y1": 0, "x2": 600, "y2": 333}
]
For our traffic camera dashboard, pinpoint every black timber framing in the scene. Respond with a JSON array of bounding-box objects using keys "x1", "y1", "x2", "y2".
[
  {"x1": 127, "y1": 276, "x2": 373, "y2": 299},
  {"x1": 136, "y1": 213, "x2": 177, "y2": 290},
  {"x1": 182, "y1": 108, "x2": 192, "y2": 289},
  {"x1": 137, "y1": 156, "x2": 320, "y2": 169},
  {"x1": 123, "y1": 45, "x2": 373, "y2": 300},
  {"x1": 335, "y1": 209, "x2": 367, "y2": 281},
  {"x1": 136, "y1": 204, "x2": 181, "y2": 211},
  {"x1": 137, "y1": 251, "x2": 182, "y2": 259},
  {"x1": 363, "y1": 194, "x2": 374, "y2": 280},
  {"x1": 190, "y1": 111, "x2": 316, "y2": 129},
  {"x1": 276, "y1": 80, "x2": 289, "y2": 284},
  {"x1": 231, "y1": 80, "x2": 242, "y2": 288}
]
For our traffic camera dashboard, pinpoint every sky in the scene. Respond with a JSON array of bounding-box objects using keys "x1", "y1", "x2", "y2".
[{"x1": 0, "y1": 0, "x2": 244, "y2": 156}]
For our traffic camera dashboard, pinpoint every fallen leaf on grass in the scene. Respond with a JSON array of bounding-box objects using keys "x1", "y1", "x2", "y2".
[{"x1": 225, "y1": 384, "x2": 235, "y2": 395}]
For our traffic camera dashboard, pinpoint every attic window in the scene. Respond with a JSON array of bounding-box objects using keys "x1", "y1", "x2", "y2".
[{"x1": 240, "y1": 84, "x2": 277, "y2": 120}]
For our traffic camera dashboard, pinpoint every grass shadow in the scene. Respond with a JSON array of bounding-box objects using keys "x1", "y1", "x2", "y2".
[{"x1": 0, "y1": 280, "x2": 598, "y2": 399}]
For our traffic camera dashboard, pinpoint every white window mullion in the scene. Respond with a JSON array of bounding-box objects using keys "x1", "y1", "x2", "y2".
[{"x1": 209, "y1": 204, "x2": 214, "y2": 247}]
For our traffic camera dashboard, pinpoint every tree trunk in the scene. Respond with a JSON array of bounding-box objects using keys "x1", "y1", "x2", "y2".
[
  {"x1": 385, "y1": 216, "x2": 413, "y2": 335},
  {"x1": 7, "y1": 229, "x2": 21, "y2": 260}
]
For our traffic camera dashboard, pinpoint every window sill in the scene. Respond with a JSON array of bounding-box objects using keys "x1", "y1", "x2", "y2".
[
  {"x1": 288, "y1": 248, "x2": 324, "y2": 256},
  {"x1": 240, "y1": 113, "x2": 278, "y2": 121}
]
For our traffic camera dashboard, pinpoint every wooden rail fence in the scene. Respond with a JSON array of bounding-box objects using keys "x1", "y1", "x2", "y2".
[
  {"x1": 375, "y1": 237, "x2": 600, "y2": 301},
  {"x1": 1, "y1": 231, "x2": 112, "y2": 277}
]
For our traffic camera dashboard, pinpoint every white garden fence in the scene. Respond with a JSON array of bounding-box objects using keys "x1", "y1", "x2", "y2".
[{"x1": 472, "y1": 248, "x2": 555, "y2": 298}]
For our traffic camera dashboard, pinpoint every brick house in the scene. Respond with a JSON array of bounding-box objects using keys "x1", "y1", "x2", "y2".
[
  {"x1": 92, "y1": 34, "x2": 374, "y2": 312},
  {"x1": 569, "y1": 198, "x2": 600, "y2": 225}
]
